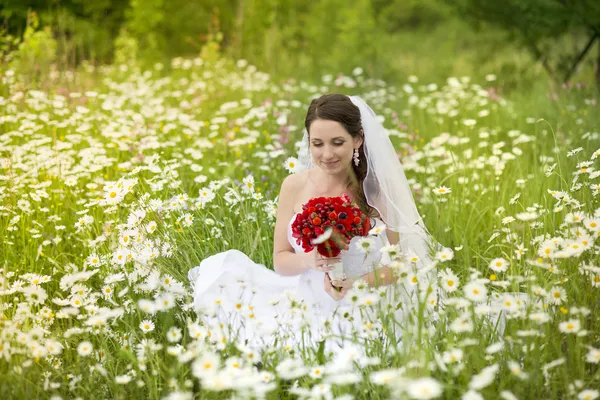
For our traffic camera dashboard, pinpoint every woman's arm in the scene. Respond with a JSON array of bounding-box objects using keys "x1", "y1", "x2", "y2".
[{"x1": 272, "y1": 174, "x2": 310, "y2": 276}]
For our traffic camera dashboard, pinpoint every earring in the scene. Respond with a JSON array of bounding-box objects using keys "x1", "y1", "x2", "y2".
[{"x1": 353, "y1": 148, "x2": 360, "y2": 167}]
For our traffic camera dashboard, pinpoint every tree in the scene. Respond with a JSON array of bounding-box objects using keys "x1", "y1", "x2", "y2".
[{"x1": 447, "y1": 0, "x2": 600, "y2": 88}]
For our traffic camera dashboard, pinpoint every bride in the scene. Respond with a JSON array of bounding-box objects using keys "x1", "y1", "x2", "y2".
[{"x1": 188, "y1": 94, "x2": 440, "y2": 349}]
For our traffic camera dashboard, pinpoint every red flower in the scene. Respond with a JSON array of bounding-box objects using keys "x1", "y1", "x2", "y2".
[{"x1": 291, "y1": 194, "x2": 368, "y2": 257}]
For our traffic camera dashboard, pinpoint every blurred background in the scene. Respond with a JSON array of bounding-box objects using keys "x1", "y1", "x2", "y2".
[{"x1": 1, "y1": 0, "x2": 599, "y2": 91}]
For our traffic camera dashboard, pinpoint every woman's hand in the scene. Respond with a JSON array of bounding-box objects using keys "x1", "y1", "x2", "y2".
[
  {"x1": 324, "y1": 273, "x2": 351, "y2": 301},
  {"x1": 302, "y1": 250, "x2": 341, "y2": 273},
  {"x1": 330, "y1": 276, "x2": 355, "y2": 292}
]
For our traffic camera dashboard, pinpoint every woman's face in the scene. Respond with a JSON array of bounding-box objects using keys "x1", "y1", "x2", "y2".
[{"x1": 308, "y1": 119, "x2": 362, "y2": 175}]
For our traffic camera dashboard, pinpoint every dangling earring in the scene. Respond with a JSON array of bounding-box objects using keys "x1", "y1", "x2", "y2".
[{"x1": 353, "y1": 148, "x2": 360, "y2": 167}]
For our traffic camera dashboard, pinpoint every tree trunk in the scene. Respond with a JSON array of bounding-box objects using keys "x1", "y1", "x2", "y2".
[
  {"x1": 597, "y1": 39, "x2": 600, "y2": 91},
  {"x1": 563, "y1": 33, "x2": 598, "y2": 84},
  {"x1": 233, "y1": 0, "x2": 246, "y2": 59}
]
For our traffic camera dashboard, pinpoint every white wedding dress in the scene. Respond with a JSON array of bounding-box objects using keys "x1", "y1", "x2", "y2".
[{"x1": 188, "y1": 213, "x2": 415, "y2": 349}]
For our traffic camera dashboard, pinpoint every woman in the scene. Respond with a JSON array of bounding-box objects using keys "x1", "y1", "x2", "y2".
[{"x1": 188, "y1": 94, "x2": 439, "y2": 348}]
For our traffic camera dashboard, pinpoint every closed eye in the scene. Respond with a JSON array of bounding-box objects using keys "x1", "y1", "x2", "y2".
[{"x1": 312, "y1": 142, "x2": 344, "y2": 147}]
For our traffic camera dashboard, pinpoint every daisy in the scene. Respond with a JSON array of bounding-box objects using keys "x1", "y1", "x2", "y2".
[
  {"x1": 578, "y1": 390, "x2": 599, "y2": 400},
  {"x1": 369, "y1": 224, "x2": 387, "y2": 236},
  {"x1": 380, "y1": 244, "x2": 400, "y2": 260},
  {"x1": 139, "y1": 319, "x2": 155, "y2": 333},
  {"x1": 406, "y1": 377, "x2": 442, "y2": 399},
  {"x1": 192, "y1": 351, "x2": 221, "y2": 379},
  {"x1": 308, "y1": 365, "x2": 325, "y2": 379},
  {"x1": 436, "y1": 247, "x2": 454, "y2": 262},
  {"x1": 406, "y1": 249, "x2": 420, "y2": 264},
  {"x1": 438, "y1": 268, "x2": 460, "y2": 293},
  {"x1": 514, "y1": 243, "x2": 528, "y2": 260},
  {"x1": 115, "y1": 375, "x2": 132, "y2": 385},
  {"x1": 166, "y1": 327, "x2": 182, "y2": 343},
  {"x1": 464, "y1": 282, "x2": 487, "y2": 302},
  {"x1": 583, "y1": 218, "x2": 600, "y2": 232},
  {"x1": 469, "y1": 364, "x2": 498, "y2": 391},
  {"x1": 547, "y1": 286, "x2": 567, "y2": 305},
  {"x1": 462, "y1": 391, "x2": 484, "y2": 400},
  {"x1": 489, "y1": 257, "x2": 508, "y2": 273},
  {"x1": 77, "y1": 341, "x2": 93, "y2": 357},
  {"x1": 565, "y1": 211, "x2": 585, "y2": 224},
  {"x1": 356, "y1": 237, "x2": 375, "y2": 254},
  {"x1": 507, "y1": 360, "x2": 529, "y2": 380},
  {"x1": 433, "y1": 186, "x2": 452, "y2": 196},
  {"x1": 558, "y1": 319, "x2": 580, "y2": 334},
  {"x1": 537, "y1": 240, "x2": 556, "y2": 259},
  {"x1": 284, "y1": 157, "x2": 299, "y2": 174},
  {"x1": 585, "y1": 347, "x2": 600, "y2": 364},
  {"x1": 442, "y1": 348, "x2": 463, "y2": 364},
  {"x1": 502, "y1": 216, "x2": 515, "y2": 225}
]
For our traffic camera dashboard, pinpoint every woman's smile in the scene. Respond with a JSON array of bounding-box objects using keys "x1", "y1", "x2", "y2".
[{"x1": 322, "y1": 160, "x2": 340, "y2": 168}]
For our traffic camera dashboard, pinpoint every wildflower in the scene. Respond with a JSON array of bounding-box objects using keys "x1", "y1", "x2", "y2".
[
  {"x1": 450, "y1": 314, "x2": 473, "y2": 333},
  {"x1": 489, "y1": 257, "x2": 508, "y2": 273},
  {"x1": 380, "y1": 244, "x2": 400, "y2": 260},
  {"x1": 529, "y1": 312, "x2": 550, "y2": 324},
  {"x1": 516, "y1": 211, "x2": 538, "y2": 221},
  {"x1": 514, "y1": 244, "x2": 527, "y2": 260},
  {"x1": 77, "y1": 341, "x2": 93, "y2": 357},
  {"x1": 139, "y1": 319, "x2": 155, "y2": 333},
  {"x1": 585, "y1": 347, "x2": 600, "y2": 364},
  {"x1": 502, "y1": 216, "x2": 515, "y2": 225},
  {"x1": 356, "y1": 237, "x2": 375, "y2": 254},
  {"x1": 507, "y1": 360, "x2": 529, "y2": 380},
  {"x1": 406, "y1": 377, "x2": 442, "y2": 399},
  {"x1": 538, "y1": 240, "x2": 556, "y2": 258},
  {"x1": 116, "y1": 374, "x2": 132, "y2": 384},
  {"x1": 462, "y1": 391, "x2": 484, "y2": 400},
  {"x1": 167, "y1": 327, "x2": 182, "y2": 343},
  {"x1": 442, "y1": 348, "x2": 463, "y2": 364},
  {"x1": 192, "y1": 351, "x2": 221, "y2": 379},
  {"x1": 500, "y1": 391, "x2": 519, "y2": 400},
  {"x1": 438, "y1": 268, "x2": 460, "y2": 293},
  {"x1": 433, "y1": 186, "x2": 452, "y2": 196},
  {"x1": 547, "y1": 286, "x2": 567, "y2": 305},
  {"x1": 241, "y1": 175, "x2": 255, "y2": 194},
  {"x1": 469, "y1": 364, "x2": 498, "y2": 390},
  {"x1": 578, "y1": 390, "x2": 599, "y2": 400},
  {"x1": 436, "y1": 247, "x2": 454, "y2": 262},
  {"x1": 565, "y1": 211, "x2": 585, "y2": 223},
  {"x1": 558, "y1": 319, "x2": 580, "y2": 334},
  {"x1": 369, "y1": 224, "x2": 387, "y2": 236},
  {"x1": 464, "y1": 282, "x2": 487, "y2": 302},
  {"x1": 284, "y1": 157, "x2": 299, "y2": 174},
  {"x1": 583, "y1": 218, "x2": 600, "y2": 232},
  {"x1": 309, "y1": 365, "x2": 325, "y2": 379}
]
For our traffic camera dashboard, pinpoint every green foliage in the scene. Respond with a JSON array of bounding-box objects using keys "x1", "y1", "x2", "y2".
[
  {"x1": 446, "y1": 0, "x2": 600, "y2": 86},
  {"x1": 113, "y1": 28, "x2": 139, "y2": 66},
  {"x1": 8, "y1": 11, "x2": 57, "y2": 84}
]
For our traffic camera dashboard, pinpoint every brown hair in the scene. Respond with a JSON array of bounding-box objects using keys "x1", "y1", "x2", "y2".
[{"x1": 304, "y1": 94, "x2": 378, "y2": 218}]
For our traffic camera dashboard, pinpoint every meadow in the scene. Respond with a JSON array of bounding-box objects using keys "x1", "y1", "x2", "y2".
[{"x1": 0, "y1": 53, "x2": 599, "y2": 399}]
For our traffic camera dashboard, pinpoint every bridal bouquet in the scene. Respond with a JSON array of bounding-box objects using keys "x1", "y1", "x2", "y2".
[{"x1": 291, "y1": 194, "x2": 370, "y2": 280}]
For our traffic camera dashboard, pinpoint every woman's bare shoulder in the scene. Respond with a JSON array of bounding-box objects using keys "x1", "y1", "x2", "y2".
[{"x1": 281, "y1": 169, "x2": 314, "y2": 191}]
